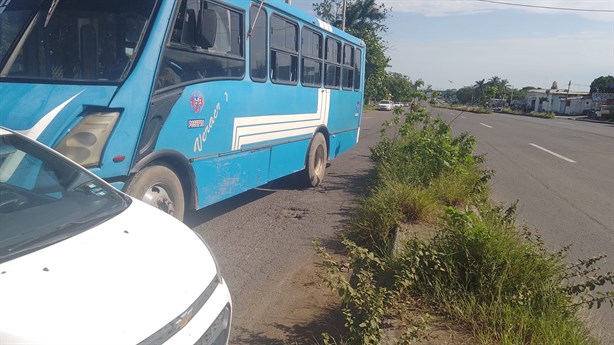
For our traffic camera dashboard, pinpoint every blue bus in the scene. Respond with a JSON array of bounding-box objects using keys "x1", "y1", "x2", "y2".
[{"x1": 0, "y1": 0, "x2": 365, "y2": 220}]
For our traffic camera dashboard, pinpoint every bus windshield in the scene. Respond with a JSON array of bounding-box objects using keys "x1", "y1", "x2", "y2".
[{"x1": 0, "y1": 0, "x2": 157, "y2": 82}]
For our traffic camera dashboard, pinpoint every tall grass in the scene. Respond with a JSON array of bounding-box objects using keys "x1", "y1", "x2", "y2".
[{"x1": 395, "y1": 206, "x2": 598, "y2": 344}]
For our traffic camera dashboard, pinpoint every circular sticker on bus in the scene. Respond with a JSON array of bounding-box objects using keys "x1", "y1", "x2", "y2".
[{"x1": 190, "y1": 91, "x2": 204, "y2": 114}]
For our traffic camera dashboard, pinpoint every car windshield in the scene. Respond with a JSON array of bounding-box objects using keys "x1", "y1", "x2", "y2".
[
  {"x1": 0, "y1": 0, "x2": 157, "y2": 82},
  {"x1": 0, "y1": 131, "x2": 129, "y2": 263}
]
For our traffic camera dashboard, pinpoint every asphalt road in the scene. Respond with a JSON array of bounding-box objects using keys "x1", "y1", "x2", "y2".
[
  {"x1": 429, "y1": 106, "x2": 614, "y2": 342},
  {"x1": 188, "y1": 110, "x2": 391, "y2": 344}
]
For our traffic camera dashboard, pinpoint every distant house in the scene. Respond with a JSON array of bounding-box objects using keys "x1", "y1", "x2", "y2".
[
  {"x1": 592, "y1": 92, "x2": 614, "y2": 110},
  {"x1": 526, "y1": 89, "x2": 590, "y2": 115}
]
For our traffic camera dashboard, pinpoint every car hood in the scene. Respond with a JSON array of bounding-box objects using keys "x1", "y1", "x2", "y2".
[{"x1": 0, "y1": 199, "x2": 217, "y2": 345}]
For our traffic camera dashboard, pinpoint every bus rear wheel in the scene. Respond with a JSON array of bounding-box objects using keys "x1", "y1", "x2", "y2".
[
  {"x1": 125, "y1": 164, "x2": 185, "y2": 221},
  {"x1": 304, "y1": 132, "x2": 328, "y2": 187}
]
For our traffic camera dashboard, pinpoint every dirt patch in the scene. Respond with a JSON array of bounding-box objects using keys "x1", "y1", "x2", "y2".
[
  {"x1": 231, "y1": 250, "x2": 348, "y2": 344},
  {"x1": 230, "y1": 223, "x2": 476, "y2": 345}
]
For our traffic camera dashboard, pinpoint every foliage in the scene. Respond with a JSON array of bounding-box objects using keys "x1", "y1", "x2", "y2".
[
  {"x1": 354, "y1": 27, "x2": 391, "y2": 103},
  {"x1": 385, "y1": 72, "x2": 413, "y2": 102},
  {"x1": 528, "y1": 111, "x2": 555, "y2": 119},
  {"x1": 315, "y1": 239, "x2": 392, "y2": 345},
  {"x1": 313, "y1": 0, "x2": 389, "y2": 33},
  {"x1": 435, "y1": 103, "x2": 491, "y2": 114},
  {"x1": 590, "y1": 75, "x2": 614, "y2": 94},
  {"x1": 348, "y1": 102, "x2": 491, "y2": 250},
  {"x1": 394, "y1": 205, "x2": 612, "y2": 344}
]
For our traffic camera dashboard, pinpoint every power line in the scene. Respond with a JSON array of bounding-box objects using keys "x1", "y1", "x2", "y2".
[{"x1": 474, "y1": 0, "x2": 614, "y2": 13}]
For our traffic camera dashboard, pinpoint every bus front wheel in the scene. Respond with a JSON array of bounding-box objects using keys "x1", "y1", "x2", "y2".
[
  {"x1": 304, "y1": 132, "x2": 328, "y2": 187},
  {"x1": 125, "y1": 164, "x2": 185, "y2": 221}
]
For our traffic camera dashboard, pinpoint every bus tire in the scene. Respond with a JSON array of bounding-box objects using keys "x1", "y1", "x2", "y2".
[
  {"x1": 305, "y1": 132, "x2": 328, "y2": 187},
  {"x1": 125, "y1": 164, "x2": 185, "y2": 221}
]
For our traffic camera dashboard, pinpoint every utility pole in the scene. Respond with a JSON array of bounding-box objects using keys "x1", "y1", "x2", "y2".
[
  {"x1": 564, "y1": 80, "x2": 571, "y2": 115},
  {"x1": 342, "y1": 0, "x2": 347, "y2": 31},
  {"x1": 510, "y1": 85, "x2": 514, "y2": 107}
]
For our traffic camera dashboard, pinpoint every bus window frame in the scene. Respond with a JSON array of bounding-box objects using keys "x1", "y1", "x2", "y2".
[
  {"x1": 300, "y1": 26, "x2": 323, "y2": 88},
  {"x1": 354, "y1": 47, "x2": 362, "y2": 91},
  {"x1": 324, "y1": 36, "x2": 341, "y2": 89},
  {"x1": 155, "y1": 0, "x2": 246, "y2": 92},
  {"x1": 249, "y1": 4, "x2": 268, "y2": 83},
  {"x1": 341, "y1": 43, "x2": 354, "y2": 91},
  {"x1": 269, "y1": 13, "x2": 298, "y2": 86}
]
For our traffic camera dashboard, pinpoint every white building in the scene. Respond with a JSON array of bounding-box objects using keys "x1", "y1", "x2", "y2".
[{"x1": 526, "y1": 89, "x2": 590, "y2": 115}]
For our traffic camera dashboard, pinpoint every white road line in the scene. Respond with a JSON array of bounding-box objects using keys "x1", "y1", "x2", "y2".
[
  {"x1": 480, "y1": 123, "x2": 492, "y2": 128},
  {"x1": 460, "y1": 116, "x2": 467, "y2": 119},
  {"x1": 557, "y1": 122, "x2": 576, "y2": 126},
  {"x1": 529, "y1": 143, "x2": 576, "y2": 163}
]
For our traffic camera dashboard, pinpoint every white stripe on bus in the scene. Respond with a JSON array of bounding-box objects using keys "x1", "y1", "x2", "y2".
[{"x1": 232, "y1": 89, "x2": 330, "y2": 150}]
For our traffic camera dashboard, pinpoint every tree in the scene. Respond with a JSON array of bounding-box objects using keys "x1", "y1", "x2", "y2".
[
  {"x1": 474, "y1": 79, "x2": 486, "y2": 104},
  {"x1": 356, "y1": 27, "x2": 390, "y2": 102},
  {"x1": 313, "y1": 0, "x2": 389, "y2": 33},
  {"x1": 590, "y1": 75, "x2": 614, "y2": 94},
  {"x1": 385, "y1": 72, "x2": 413, "y2": 102},
  {"x1": 551, "y1": 81, "x2": 558, "y2": 89},
  {"x1": 455, "y1": 86, "x2": 475, "y2": 104}
]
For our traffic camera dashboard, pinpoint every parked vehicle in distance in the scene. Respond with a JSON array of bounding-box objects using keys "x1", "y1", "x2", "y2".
[
  {"x1": 378, "y1": 100, "x2": 394, "y2": 111},
  {"x1": 394, "y1": 102, "x2": 404, "y2": 108},
  {"x1": 0, "y1": 127, "x2": 231, "y2": 345}
]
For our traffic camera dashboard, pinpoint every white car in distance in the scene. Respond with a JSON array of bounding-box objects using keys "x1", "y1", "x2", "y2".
[
  {"x1": 0, "y1": 127, "x2": 231, "y2": 345},
  {"x1": 378, "y1": 100, "x2": 394, "y2": 111}
]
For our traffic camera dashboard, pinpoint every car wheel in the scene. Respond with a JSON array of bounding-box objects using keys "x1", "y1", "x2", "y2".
[{"x1": 125, "y1": 164, "x2": 185, "y2": 221}]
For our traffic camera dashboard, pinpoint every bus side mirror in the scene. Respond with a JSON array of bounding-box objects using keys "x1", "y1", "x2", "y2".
[{"x1": 198, "y1": 9, "x2": 217, "y2": 49}]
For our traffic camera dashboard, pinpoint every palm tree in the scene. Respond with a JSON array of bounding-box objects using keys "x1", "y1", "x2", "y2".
[
  {"x1": 344, "y1": 0, "x2": 389, "y2": 33},
  {"x1": 474, "y1": 79, "x2": 486, "y2": 104},
  {"x1": 314, "y1": 0, "x2": 389, "y2": 33}
]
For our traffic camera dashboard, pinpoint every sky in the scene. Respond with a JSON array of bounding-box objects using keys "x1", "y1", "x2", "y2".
[{"x1": 293, "y1": 0, "x2": 614, "y2": 91}]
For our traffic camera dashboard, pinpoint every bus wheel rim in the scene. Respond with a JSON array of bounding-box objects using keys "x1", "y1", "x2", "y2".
[{"x1": 143, "y1": 184, "x2": 175, "y2": 216}]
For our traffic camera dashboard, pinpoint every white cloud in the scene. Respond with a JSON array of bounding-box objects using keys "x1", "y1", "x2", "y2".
[{"x1": 381, "y1": 0, "x2": 614, "y2": 21}]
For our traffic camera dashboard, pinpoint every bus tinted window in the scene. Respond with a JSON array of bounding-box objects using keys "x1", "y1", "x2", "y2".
[
  {"x1": 342, "y1": 44, "x2": 354, "y2": 90},
  {"x1": 157, "y1": 0, "x2": 245, "y2": 89},
  {"x1": 354, "y1": 48, "x2": 362, "y2": 90},
  {"x1": 270, "y1": 14, "x2": 297, "y2": 84},
  {"x1": 325, "y1": 37, "x2": 340, "y2": 88},
  {"x1": 249, "y1": 5, "x2": 267, "y2": 82},
  {"x1": 301, "y1": 27, "x2": 322, "y2": 87},
  {"x1": 0, "y1": 0, "x2": 156, "y2": 82}
]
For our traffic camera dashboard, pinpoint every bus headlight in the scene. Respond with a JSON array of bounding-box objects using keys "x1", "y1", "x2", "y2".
[{"x1": 56, "y1": 111, "x2": 120, "y2": 168}]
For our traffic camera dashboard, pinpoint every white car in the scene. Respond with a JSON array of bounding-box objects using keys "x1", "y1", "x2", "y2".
[
  {"x1": 378, "y1": 100, "x2": 394, "y2": 111},
  {"x1": 0, "y1": 127, "x2": 231, "y2": 345}
]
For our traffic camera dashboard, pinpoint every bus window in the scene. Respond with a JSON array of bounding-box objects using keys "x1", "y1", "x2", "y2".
[
  {"x1": 270, "y1": 14, "x2": 298, "y2": 84},
  {"x1": 342, "y1": 44, "x2": 354, "y2": 90},
  {"x1": 354, "y1": 48, "x2": 362, "y2": 91},
  {"x1": 0, "y1": 0, "x2": 155, "y2": 82},
  {"x1": 157, "y1": 0, "x2": 245, "y2": 90},
  {"x1": 324, "y1": 37, "x2": 340, "y2": 89},
  {"x1": 249, "y1": 5, "x2": 267, "y2": 82},
  {"x1": 301, "y1": 27, "x2": 322, "y2": 87}
]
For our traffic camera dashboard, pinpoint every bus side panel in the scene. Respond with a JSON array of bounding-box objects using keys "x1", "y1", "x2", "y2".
[
  {"x1": 326, "y1": 90, "x2": 362, "y2": 135},
  {"x1": 329, "y1": 129, "x2": 359, "y2": 159},
  {"x1": 193, "y1": 148, "x2": 271, "y2": 208},
  {"x1": 268, "y1": 139, "x2": 311, "y2": 181}
]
